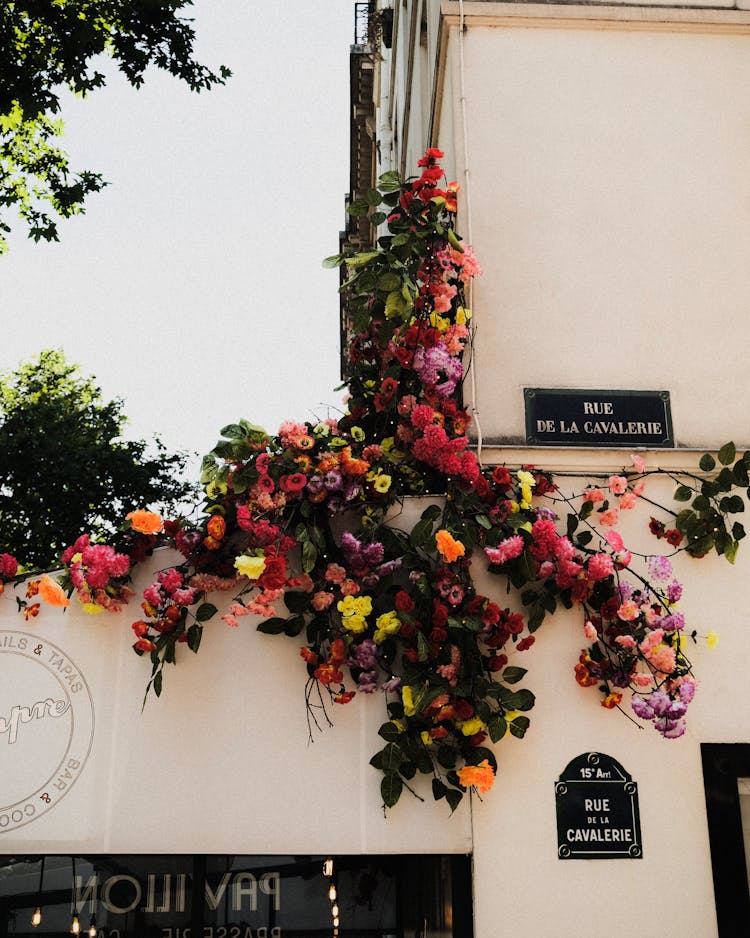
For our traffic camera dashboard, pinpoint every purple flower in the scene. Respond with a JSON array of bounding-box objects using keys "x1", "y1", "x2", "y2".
[
  {"x1": 660, "y1": 613, "x2": 685, "y2": 632},
  {"x1": 381, "y1": 676, "x2": 402, "y2": 693},
  {"x1": 667, "y1": 579, "x2": 683, "y2": 603},
  {"x1": 631, "y1": 695, "x2": 655, "y2": 720},
  {"x1": 647, "y1": 555, "x2": 673, "y2": 582},
  {"x1": 656, "y1": 717, "x2": 686, "y2": 739},
  {"x1": 324, "y1": 470, "x2": 343, "y2": 491}
]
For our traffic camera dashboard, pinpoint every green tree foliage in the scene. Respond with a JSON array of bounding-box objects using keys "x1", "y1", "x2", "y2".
[
  {"x1": 0, "y1": 349, "x2": 197, "y2": 570},
  {"x1": 0, "y1": 0, "x2": 230, "y2": 252}
]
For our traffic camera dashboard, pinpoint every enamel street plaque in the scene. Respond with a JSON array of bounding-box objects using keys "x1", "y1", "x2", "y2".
[
  {"x1": 525, "y1": 389, "x2": 673, "y2": 447},
  {"x1": 555, "y1": 752, "x2": 643, "y2": 859}
]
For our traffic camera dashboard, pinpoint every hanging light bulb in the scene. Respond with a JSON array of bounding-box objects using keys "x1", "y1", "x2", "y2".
[
  {"x1": 87, "y1": 914, "x2": 98, "y2": 937},
  {"x1": 32, "y1": 856, "x2": 45, "y2": 927},
  {"x1": 332, "y1": 915, "x2": 340, "y2": 928},
  {"x1": 332, "y1": 903, "x2": 339, "y2": 917},
  {"x1": 323, "y1": 858, "x2": 334, "y2": 877},
  {"x1": 328, "y1": 883, "x2": 337, "y2": 902},
  {"x1": 70, "y1": 912, "x2": 81, "y2": 934}
]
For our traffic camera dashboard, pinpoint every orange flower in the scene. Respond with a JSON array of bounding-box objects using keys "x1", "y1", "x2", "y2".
[
  {"x1": 457, "y1": 759, "x2": 495, "y2": 793},
  {"x1": 38, "y1": 574, "x2": 70, "y2": 608},
  {"x1": 23, "y1": 603, "x2": 41, "y2": 620},
  {"x1": 206, "y1": 514, "x2": 226, "y2": 540},
  {"x1": 601, "y1": 692, "x2": 623, "y2": 710},
  {"x1": 26, "y1": 579, "x2": 40, "y2": 599},
  {"x1": 126, "y1": 509, "x2": 164, "y2": 535},
  {"x1": 445, "y1": 181, "x2": 459, "y2": 213},
  {"x1": 435, "y1": 529, "x2": 465, "y2": 563}
]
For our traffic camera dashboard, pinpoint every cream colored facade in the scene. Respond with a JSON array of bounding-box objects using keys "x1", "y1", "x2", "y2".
[{"x1": 2, "y1": 3, "x2": 750, "y2": 936}]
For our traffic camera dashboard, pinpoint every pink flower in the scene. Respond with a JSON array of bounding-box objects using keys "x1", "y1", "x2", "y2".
[
  {"x1": 605, "y1": 530, "x2": 625, "y2": 551},
  {"x1": 583, "y1": 621, "x2": 597, "y2": 641},
  {"x1": 631, "y1": 454, "x2": 646, "y2": 474},
  {"x1": 608, "y1": 476, "x2": 628, "y2": 495},
  {"x1": 619, "y1": 491, "x2": 637, "y2": 510},
  {"x1": 617, "y1": 601, "x2": 640, "y2": 621},
  {"x1": 312, "y1": 591, "x2": 335, "y2": 611},
  {"x1": 615, "y1": 635, "x2": 637, "y2": 650},
  {"x1": 599, "y1": 508, "x2": 619, "y2": 527},
  {"x1": 484, "y1": 535, "x2": 524, "y2": 565},
  {"x1": 588, "y1": 553, "x2": 614, "y2": 581},
  {"x1": 325, "y1": 563, "x2": 347, "y2": 584},
  {"x1": 583, "y1": 488, "x2": 605, "y2": 503}
]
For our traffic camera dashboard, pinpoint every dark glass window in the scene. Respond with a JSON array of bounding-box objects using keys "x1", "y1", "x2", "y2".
[
  {"x1": 701, "y1": 743, "x2": 750, "y2": 936},
  {"x1": 0, "y1": 854, "x2": 473, "y2": 938}
]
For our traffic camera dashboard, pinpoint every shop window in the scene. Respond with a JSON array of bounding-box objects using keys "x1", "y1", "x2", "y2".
[
  {"x1": 701, "y1": 743, "x2": 750, "y2": 936},
  {"x1": 0, "y1": 853, "x2": 473, "y2": 938}
]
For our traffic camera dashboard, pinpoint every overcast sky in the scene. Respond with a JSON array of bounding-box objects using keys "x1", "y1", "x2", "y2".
[{"x1": 0, "y1": 1, "x2": 355, "y2": 469}]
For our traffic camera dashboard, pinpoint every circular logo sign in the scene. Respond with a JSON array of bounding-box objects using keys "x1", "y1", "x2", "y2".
[{"x1": 0, "y1": 630, "x2": 95, "y2": 833}]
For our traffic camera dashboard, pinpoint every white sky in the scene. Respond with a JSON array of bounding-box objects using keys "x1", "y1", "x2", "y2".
[{"x1": 0, "y1": 0, "x2": 355, "y2": 470}]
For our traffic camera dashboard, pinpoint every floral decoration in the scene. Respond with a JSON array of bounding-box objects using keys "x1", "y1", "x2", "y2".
[{"x1": 2, "y1": 151, "x2": 749, "y2": 812}]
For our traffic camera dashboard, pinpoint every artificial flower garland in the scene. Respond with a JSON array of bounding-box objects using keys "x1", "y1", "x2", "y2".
[{"x1": 2, "y1": 150, "x2": 747, "y2": 812}]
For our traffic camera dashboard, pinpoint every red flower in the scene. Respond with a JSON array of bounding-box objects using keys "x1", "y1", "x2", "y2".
[
  {"x1": 516, "y1": 636, "x2": 535, "y2": 651},
  {"x1": 134, "y1": 638, "x2": 157, "y2": 653},
  {"x1": 665, "y1": 529, "x2": 683, "y2": 547},
  {"x1": 395, "y1": 590, "x2": 415, "y2": 613},
  {"x1": 258, "y1": 556, "x2": 287, "y2": 590},
  {"x1": 131, "y1": 620, "x2": 150, "y2": 637},
  {"x1": 23, "y1": 603, "x2": 40, "y2": 620},
  {"x1": 334, "y1": 691, "x2": 356, "y2": 704}
]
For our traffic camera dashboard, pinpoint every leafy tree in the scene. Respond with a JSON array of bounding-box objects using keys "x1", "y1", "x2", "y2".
[
  {"x1": 0, "y1": 0, "x2": 230, "y2": 252},
  {"x1": 0, "y1": 349, "x2": 197, "y2": 570}
]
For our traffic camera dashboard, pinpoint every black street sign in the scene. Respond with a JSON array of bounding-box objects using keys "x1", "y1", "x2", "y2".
[
  {"x1": 525, "y1": 389, "x2": 673, "y2": 447},
  {"x1": 555, "y1": 752, "x2": 643, "y2": 859}
]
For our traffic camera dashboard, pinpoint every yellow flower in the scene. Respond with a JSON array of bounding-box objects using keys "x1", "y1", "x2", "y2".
[
  {"x1": 429, "y1": 311, "x2": 450, "y2": 332},
  {"x1": 458, "y1": 717, "x2": 485, "y2": 737},
  {"x1": 81, "y1": 603, "x2": 105, "y2": 615},
  {"x1": 706, "y1": 631, "x2": 719, "y2": 649},
  {"x1": 402, "y1": 685, "x2": 416, "y2": 716},
  {"x1": 342, "y1": 615, "x2": 367, "y2": 633},
  {"x1": 337, "y1": 595, "x2": 373, "y2": 618},
  {"x1": 234, "y1": 554, "x2": 267, "y2": 580},
  {"x1": 516, "y1": 469, "x2": 536, "y2": 509},
  {"x1": 374, "y1": 610, "x2": 401, "y2": 643},
  {"x1": 373, "y1": 473, "x2": 392, "y2": 493},
  {"x1": 455, "y1": 306, "x2": 472, "y2": 325},
  {"x1": 351, "y1": 426, "x2": 365, "y2": 442},
  {"x1": 421, "y1": 731, "x2": 433, "y2": 746}
]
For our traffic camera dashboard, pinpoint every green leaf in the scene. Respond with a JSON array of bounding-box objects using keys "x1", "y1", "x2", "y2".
[
  {"x1": 322, "y1": 254, "x2": 343, "y2": 268},
  {"x1": 378, "y1": 721, "x2": 403, "y2": 743},
  {"x1": 301, "y1": 539, "x2": 318, "y2": 573},
  {"x1": 437, "y1": 745, "x2": 457, "y2": 769},
  {"x1": 186, "y1": 624, "x2": 203, "y2": 653},
  {"x1": 153, "y1": 670, "x2": 163, "y2": 697},
  {"x1": 366, "y1": 187, "x2": 382, "y2": 206},
  {"x1": 699, "y1": 453, "x2": 717, "y2": 472},
  {"x1": 376, "y1": 272, "x2": 402, "y2": 292},
  {"x1": 381, "y1": 743, "x2": 403, "y2": 773},
  {"x1": 674, "y1": 485, "x2": 693, "y2": 502},
  {"x1": 509, "y1": 715, "x2": 531, "y2": 738},
  {"x1": 432, "y1": 778, "x2": 448, "y2": 801},
  {"x1": 718, "y1": 441, "x2": 736, "y2": 465},
  {"x1": 195, "y1": 602, "x2": 217, "y2": 622},
  {"x1": 488, "y1": 716, "x2": 508, "y2": 743},
  {"x1": 446, "y1": 789, "x2": 463, "y2": 813},
  {"x1": 256, "y1": 617, "x2": 288, "y2": 635},
  {"x1": 346, "y1": 199, "x2": 370, "y2": 218},
  {"x1": 284, "y1": 591, "x2": 310, "y2": 614},
  {"x1": 502, "y1": 666, "x2": 528, "y2": 685},
  {"x1": 381, "y1": 773, "x2": 403, "y2": 808}
]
